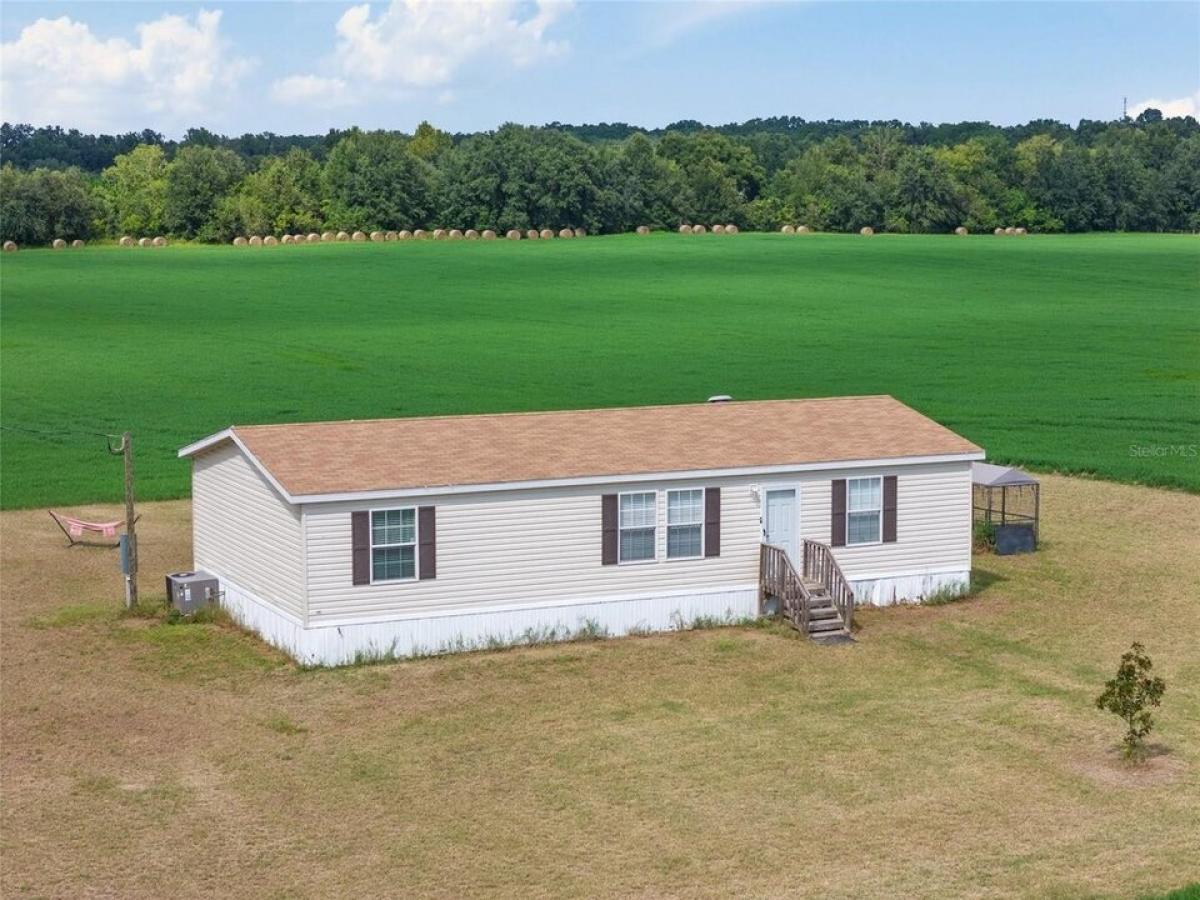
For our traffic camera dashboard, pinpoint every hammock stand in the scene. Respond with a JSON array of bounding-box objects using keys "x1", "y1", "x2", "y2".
[{"x1": 48, "y1": 510, "x2": 139, "y2": 548}]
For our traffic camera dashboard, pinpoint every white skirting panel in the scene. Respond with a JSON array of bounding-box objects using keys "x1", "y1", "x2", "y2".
[
  {"x1": 216, "y1": 573, "x2": 759, "y2": 667},
  {"x1": 850, "y1": 569, "x2": 970, "y2": 606}
]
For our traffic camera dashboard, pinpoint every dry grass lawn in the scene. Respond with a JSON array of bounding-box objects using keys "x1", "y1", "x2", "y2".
[{"x1": 2, "y1": 475, "x2": 1198, "y2": 898}]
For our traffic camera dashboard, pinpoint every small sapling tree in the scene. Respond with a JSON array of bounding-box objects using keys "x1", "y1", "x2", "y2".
[{"x1": 1095, "y1": 642, "x2": 1166, "y2": 761}]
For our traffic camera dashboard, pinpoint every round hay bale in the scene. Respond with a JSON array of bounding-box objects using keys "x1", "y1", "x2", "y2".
[
  {"x1": 370, "y1": 231, "x2": 384, "y2": 242},
  {"x1": 859, "y1": 226, "x2": 874, "y2": 236},
  {"x1": 233, "y1": 236, "x2": 247, "y2": 246},
  {"x1": 351, "y1": 231, "x2": 366, "y2": 242},
  {"x1": 482, "y1": 230, "x2": 497, "y2": 240},
  {"x1": 1015, "y1": 227, "x2": 1027, "y2": 236},
  {"x1": 413, "y1": 229, "x2": 426, "y2": 239},
  {"x1": 321, "y1": 231, "x2": 335, "y2": 242},
  {"x1": 993, "y1": 227, "x2": 1004, "y2": 236},
  {"x1": 636, "y1": 225, "x2": 650, "y2": 235},
  {"x1": 249, "y1": 236, "x2": 263, "y2": 246},
  {"x1": 52, "y1": 238, "x2": 67, "y2": 249},
  {"x1": 526, "y1": 229, "x2": 540, "y2": 240},
  {"x1": 796, "y1": 225, "x2": 811, "y2": 234},
  {"x1": 399, "y1": 230, "x2": 413, "y2": 240},
  {"x1": 263, "y1": 235, "x2": 278, "y2": 246},
  {"x1": 336, "y1": 231, "x2": 350, "y2": 242},
  {"x1": 385, "y1": 231, "x2": 397, "y2": 241},
  {"x1": 574, "y1": 228, "x2": 586, "y2": 238},
  {"x1": 781, "y1": 225, "x2": 795, "y2": 235},
  {"x1": 72, "y1": 239, "x2": 85, "y2": 248},
  {"x1": 1004, "y1": 226, "x2": 1016, "y2": 236},
  {"x1": 692, "y1": 224, "x2": 706, "y2": 234},
  {"x1": 295, "y1": 234, "x2": 308, "y2": 244},
  {"x1": 712, "y1": 224, "x2": 725, "y2": 234},
  {"x1": 558, "y1": 228, "x2": 573, "y2": 239},
  {"x1": 448, "y1": 229, "x2": 463, "y2": 240},
  {"x1": 432, "y1": 229, "x2": 446, "y2": 240},
  {"x1": 678, "y1": 224, "x2": 691, "y2": 234},
  {"x1": 465, "y1": 229, "x2": 479, "y2": 240},
  {"x1": 138, "y1": 237, "x2": 151, "y2": 247},
  {"x1": 119, "y1": 236, "x2": 134, "y2": 247},
  {"x1": 954, "y1": 226, "x2": 968, "y2": 236},
  {"x1": 726, "y1": 224, "x2": 738, "y2": 234},
  {"x1": 540, "y1": 229, "x2": 554, "y2": 240},
  {"x1": 507, "y1": 230, "x2": 522, "y2": 240},
  {"x1": 307, "y1": 233, "x2": 321, "y2": 243},
  {"x1": 281, "y1": 234, "x2": 294, "y2": 245},
  {"x1": 3, "y1": 240, "x2": 17, "y2": 252}
]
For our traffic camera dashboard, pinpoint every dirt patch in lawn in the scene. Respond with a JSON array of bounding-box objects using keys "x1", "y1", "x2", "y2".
[{"x1": 2, "y1": 474, "x2": 1198, "y2": 899}]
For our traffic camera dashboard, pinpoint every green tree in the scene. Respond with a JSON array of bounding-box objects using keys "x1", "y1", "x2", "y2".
[
  {"x1": 321, "y1": 129, "x2": 432, "y2": 229},
  {"x1": 164, "y1": 145, "x2": 245, "y2": 238},
  {"x1": 0, "y1": 164, "x2": 94, "y2": 244},
  {"x1": 98, "y1": 144, "x2": 167, "y2": 236},
  {"x1": 1095, "y1": 643, "x2": 1166, "y2": 760},
  {"x1": 211, "y1": 148, "x2": 323, "y2": 240}
]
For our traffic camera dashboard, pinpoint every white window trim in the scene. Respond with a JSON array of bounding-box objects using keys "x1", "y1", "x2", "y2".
[
  {"x1": 665, "y1": 488, "x2": 705, "y2": 561},
  {"x1": 617, "y1": 490, "x2": 659, "y2": 565},
  {"x1": 369, "y1": 506, "x2": 419, "y2": 584},
  {"x1": 846, "y1": 475, "x2": 883, "y2": 547}
]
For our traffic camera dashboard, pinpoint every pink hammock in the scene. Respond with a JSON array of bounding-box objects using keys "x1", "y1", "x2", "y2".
[{"x1": 48, "y1": 510, "x2": 124, "y2": 546}]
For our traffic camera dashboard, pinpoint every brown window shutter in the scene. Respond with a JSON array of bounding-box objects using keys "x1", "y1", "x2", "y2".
[
  {"x1": 351, "y1": 511, "x2": 370, "y2": 585},
  {"x1": 704, "y1": 487, "x2": 721, "y2": 557},
  {"x1": 601, "y1": 494, "x2": 618, "y2": 565},
  {"x1": 831, "y1": 479, "x2": 847, "y2": 547},
  {"x1": 882, "y1": 476, "x2": 898, "y2": 543},
  {"x1": 418, "y1": 506, "x2": 436, "y2": 579}
]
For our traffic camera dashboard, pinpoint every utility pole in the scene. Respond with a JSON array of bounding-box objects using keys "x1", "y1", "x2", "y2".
[{"x1": 109, "y1": 432, "x2": 138, "y2": 608}]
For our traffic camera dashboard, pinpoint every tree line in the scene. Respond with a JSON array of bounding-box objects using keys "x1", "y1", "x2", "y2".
[{"x1": 2, "y1": 110, "x2": 1197, "y2": 245}]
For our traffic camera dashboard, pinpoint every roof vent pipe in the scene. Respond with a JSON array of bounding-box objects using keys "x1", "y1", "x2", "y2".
[{"x1": 707, "y1": 395, "x2": 733, "y2": 403}]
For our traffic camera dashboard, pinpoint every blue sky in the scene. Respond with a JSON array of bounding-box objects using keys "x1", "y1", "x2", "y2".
[{"x1": 2, "y1": 1, "x2": 1197, "y2": 137}]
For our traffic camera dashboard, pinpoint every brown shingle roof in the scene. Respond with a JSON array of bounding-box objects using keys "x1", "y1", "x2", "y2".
[{"x1": 203, "y1": 396, "x2": 981, "y2": 497}]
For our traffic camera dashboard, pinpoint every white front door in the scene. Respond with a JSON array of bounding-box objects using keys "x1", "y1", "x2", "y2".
[{"x1": 764, "y1": 488, "x2": 798, "y2": 567}]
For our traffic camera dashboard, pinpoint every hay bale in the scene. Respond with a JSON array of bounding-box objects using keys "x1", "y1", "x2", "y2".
[
  {"x1": 385, "y1": 231, "x2": 397, "y2": 241},
  {"x1": 726, "y1": 224, "x2": 738, "y2": 234},
  {"x1": 526, "y1": 229, "x2": 539, "y2": 240},
  {"x1": 249, "y1": 236, "x2": 262, "y2": 246},
  {"x1": 636, "y1": 225, "x2": 650, "y2": 235},
  {"x1": 954, "y1": 226, "x2": 968, "y2": 236},
  {"x1": 1015, "y1": 227, "x2": 1027, "y2": 236},
  {"x1": 678, "y1": 224, "x2": 691, "y2": 234},
  {"x1": 781, "y1": 225, "x2": 795, "y2": 235},
  {"x1": 3, "y1": 240, "x2": 17, "y2": 252},
  {"x1": 233, "y1": 236, "x2": 247, "y2": 246},
  {"x1": 465, "y1": 229, "x2": 479, "y2": 240},
  {"x1": 307, "y1": 233, "x2": 320, "y2": 243},
  {"x1": 281, "y1": 234, "x2": 294, "y2": 245},
  {"x1": 399, "y1": 230, "x2": 413, "y2": 240},
  {"x1": 574, "y1": 228, "x2": 586, "y2": 238},
  {"x1": 119, "y1": 236, "x2": 134, "y2": 247},
  {"x1": 692, "y1": 224, "x2": 706, "y2": 234},
  {"x1": 796, "y1": 225, "x2": 811, "y2": 234},
  {"x1": 336, "y1": 231, "x2": 350, "y2": 242},
  {"x1": 1004, "y1": 226, "x2": 1016, "y2": 236},
  {"x1": 712, "y1": 224, "x2": 725, "y2": 234},
  {"x1": 432, "y1": 229, "x2": 446, "y2": 240},
  {"x1": 351, "y1": 231, "x2": 366, "y2": 242},
  {"x1": 540, "y1": 229, "x2": 554, "y2": 240},
  {"x1": 507, "y1": 230, "x2": 522, "y2": 240},
  {"x1": 138, "y1": 237, "x2": 151, "y2": 247},
  {"x1": 52, "y1": 238, "x2": 67, "y2": 249},
  {"x1": 263, "y1": 235, "x2": 278, "y2": 246},
  {"x1": 322, "y1": 231, "x2": 335, "y2": 242},
  {"x1": 859, "y1": 226, "x2": 874, "y2": 236},
  {"x1": 993, "y1": 227, "x2": 1004, "y2": 236},
  {"x1": 448, "y1": 229, "x2": 463, "y2": 240},
  {"x1": 482, "y1": 230, "x2": 497, "y2": 240},
  {"x1": 413, "y1": 229, "x2": 426, "y2": 239},
  {"x1": 370, "y1": 231, "x2": 384, "y2": 242},
  {"x1": 558, "y1": 228, "x2": 573, "y2": 239},
  {"x1": 72, "y1": 239, "x2": 85, "y2": 248}
]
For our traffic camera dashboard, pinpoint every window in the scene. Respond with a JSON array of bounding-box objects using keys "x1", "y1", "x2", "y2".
[
  {"x1": 667, "y1": 489, "x2": 704, "y2": 559},
  {"x1": 847, "y1": 477, "x2": 882, "y2": 544},
  {"x1": 619, "y1": 492, "x2": 656, "y2": 562},
  {"x1": 371, "y1": 508, "x2": 416, "y2": 581}
]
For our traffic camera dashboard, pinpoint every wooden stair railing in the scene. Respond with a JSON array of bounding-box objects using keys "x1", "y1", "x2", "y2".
[{"x1": 760, "y1": 540, "x2": 856, "y2": 638}]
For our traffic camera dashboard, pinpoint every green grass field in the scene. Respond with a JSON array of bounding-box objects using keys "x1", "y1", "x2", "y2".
[{"x1": 1, "y1": 233, "x2": 1196, "y2": 508}]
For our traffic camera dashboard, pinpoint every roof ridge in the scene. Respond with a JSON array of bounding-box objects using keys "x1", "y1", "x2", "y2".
[{"x1": 231, "y1": 394, "x2": 898, "y2": 431}]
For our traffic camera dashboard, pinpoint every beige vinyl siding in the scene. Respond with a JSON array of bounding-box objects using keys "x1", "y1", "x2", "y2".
[
  {"x1": 192, "y1": 442, "x2": 305, "y2": 620},
  {"x1": 801, "y1": 461, "x2": 973, "y2": 578},
  {"x1": 303, "y1": 477, "x2": 762, "y2": 624}
]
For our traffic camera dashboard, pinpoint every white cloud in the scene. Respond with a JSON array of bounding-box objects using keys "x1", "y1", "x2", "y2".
[
  {"x1": 270, "y1": 75, "x2": 353, "y2": 109},
  {"x1": 0, "y1": 10, "x2": 252, "y2": 132},
  {"x1": 270, "y1": 0, "x2": 570, "y2": 106},
  {"x1": 1128, "y1": 91, "x2": 1200, "y2": 120}
]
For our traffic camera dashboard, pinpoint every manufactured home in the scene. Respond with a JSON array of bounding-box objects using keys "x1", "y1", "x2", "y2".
[{"x1": 178, "y1": 396, "x2": 984, "y2": 665}]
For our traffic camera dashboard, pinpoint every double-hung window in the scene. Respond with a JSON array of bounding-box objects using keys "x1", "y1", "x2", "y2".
[
  {"x1": 371, "y1": 508, "x2": 417, "y2": 581},
  {"x1": 666, "y1": 489, "x2": 704, "y2": 559},
  {"x1": 846, "y1": 477, "x2": 882, "y2": 545},
  {"x1": 619, "y1": 492, "x2": 656, "y2": 562}
]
